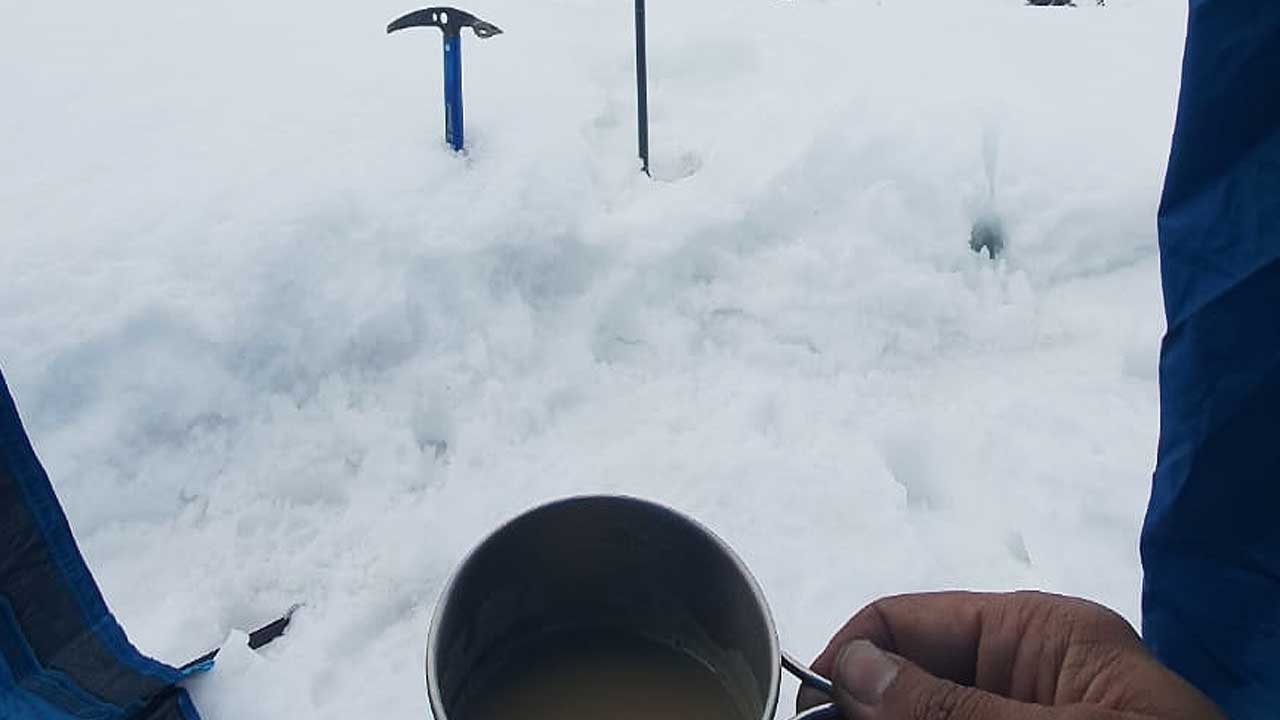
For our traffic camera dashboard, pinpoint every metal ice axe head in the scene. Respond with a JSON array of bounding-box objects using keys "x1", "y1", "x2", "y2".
[
  {"x1": 387, "y1": 7, "x2": 502, "y2": 39},
  {"x1": 387, "y1": 7, "x2": 503, "y2": 152}
]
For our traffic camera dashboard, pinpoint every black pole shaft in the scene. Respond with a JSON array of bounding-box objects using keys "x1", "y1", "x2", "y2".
[
  {"x1": 181, "y1": 606, "x2": 299, "y2": 673},
  {"x1": 635, "y1": 0, "x2": 650, "y2": 176}
]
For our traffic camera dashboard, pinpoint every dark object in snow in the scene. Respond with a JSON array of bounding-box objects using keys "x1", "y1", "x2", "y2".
[
  {"x1": 970, "y1": 216, "x2": 1005, "y2": 260},
  {"x1": 1143, "y1": 1, "x2": 1280, "y2": 717},
  {"x1": 635, "y1": 0, "x2": 651, "y2": 176},
  {"x1": 387, "y1": 8, "x2": 504, "y2": 153},
  {"x1": 1025, "y1": 0, "x2": 1106, "y2": 6},
  {"x1": 0, "y1": 369, "x2": 296, "y2": 720},
  {"x1": 180, "y1": 606, "x2": 301, "y2": 675}
]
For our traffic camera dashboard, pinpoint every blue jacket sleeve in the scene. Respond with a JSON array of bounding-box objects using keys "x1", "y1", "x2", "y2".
[
  {"x1": 1143, "y1": 2, "x2": 1280, "y2": 717},
  {"x1": 0, "y1": 369, "x2": 202, "y2": 720}
]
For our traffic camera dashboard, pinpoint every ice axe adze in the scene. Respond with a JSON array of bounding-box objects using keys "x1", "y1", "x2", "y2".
[{"x1": 388, "y1": 7, "x2": 503, "y2": 152}]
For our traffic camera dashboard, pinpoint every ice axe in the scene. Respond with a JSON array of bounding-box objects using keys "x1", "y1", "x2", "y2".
[{"x1": 388, "y1": 7, "x2": 503, "y2": 152}]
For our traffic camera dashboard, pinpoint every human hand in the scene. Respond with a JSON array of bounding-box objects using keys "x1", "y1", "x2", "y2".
[{"x1": 796, "y1": 591, "x2": 1224, "y2": 720}]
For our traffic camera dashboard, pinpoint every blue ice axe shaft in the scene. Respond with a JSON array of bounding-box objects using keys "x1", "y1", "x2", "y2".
[
  {"x1": 443, "y1": 33, "x2": 464, "y2": 150},
  {"x1": 388, "y1": 7, "x2": 503, "y2": 152}
]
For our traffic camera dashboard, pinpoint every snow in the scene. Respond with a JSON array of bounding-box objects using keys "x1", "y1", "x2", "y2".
[{"x1": 1, "y1": 0, "x2": 1187, "y2": 718}]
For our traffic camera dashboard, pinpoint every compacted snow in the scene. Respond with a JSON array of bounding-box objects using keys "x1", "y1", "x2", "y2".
[{"x1": 1, "y1": 0, "x2": 1188, "y2": 717}]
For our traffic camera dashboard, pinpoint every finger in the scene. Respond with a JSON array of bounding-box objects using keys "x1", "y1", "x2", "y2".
[
  {"x1": 810, "y1": 593, "x2": 994, "y2": 685},
  {"x1": 831, "y1": 640, "x2": 1095, "y2": 720},
  {"x1": 800, "y1": 592, "x2": 987, "y2": 712}
]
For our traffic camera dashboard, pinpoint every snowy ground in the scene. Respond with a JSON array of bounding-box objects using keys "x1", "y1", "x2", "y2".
[{"x1": 1, "y1": 0, "x2": 1188, "y2": 717}]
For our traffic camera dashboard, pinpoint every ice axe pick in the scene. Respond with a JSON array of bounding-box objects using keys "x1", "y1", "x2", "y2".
[{"x1": 388, "y1": 7, "x2": 503, "y2": 152}]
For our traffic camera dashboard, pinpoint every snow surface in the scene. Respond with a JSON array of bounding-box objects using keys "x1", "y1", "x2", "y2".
[{"x1": 2, "y1": 0, "x2": 1187, "y2": 717}]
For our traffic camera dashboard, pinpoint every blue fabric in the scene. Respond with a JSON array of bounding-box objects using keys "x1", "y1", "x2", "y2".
[
  {"x1": 0, "y1": 369, "x2": 201, "y2": 720},
  {"x1": 1142, "y1": 1, "x2": 1280, "y2": 718}
]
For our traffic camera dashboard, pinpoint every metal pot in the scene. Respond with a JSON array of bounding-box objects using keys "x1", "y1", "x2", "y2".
[{"x1": 426, "y1": 495, "x2": 838, "y2": 720}]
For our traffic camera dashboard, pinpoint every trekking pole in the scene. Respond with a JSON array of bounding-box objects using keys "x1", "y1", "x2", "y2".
[
  {"x1": 635, "y1": 0, "x2": 651, "y2": 176},
  {"x1": 182, "y1": 605, "x2": 302, "y2": 673},
  {"x1": 388, "y1": 7, "x2": 504, "y2": 152}
]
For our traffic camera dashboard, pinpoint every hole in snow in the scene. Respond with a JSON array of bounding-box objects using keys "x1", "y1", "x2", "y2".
[{"x1": 970, "y1": 214, "x2": 1006, "y2": 260}]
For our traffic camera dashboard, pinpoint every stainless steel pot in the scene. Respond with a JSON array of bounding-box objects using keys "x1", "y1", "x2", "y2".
[{"x1": 426, "y1": 495, "x2": 839, "y2": 720}]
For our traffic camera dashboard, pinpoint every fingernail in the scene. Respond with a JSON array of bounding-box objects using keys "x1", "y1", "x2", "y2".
[{"x1": 835, "y1": 640, "x2": 900, "y2": 707}]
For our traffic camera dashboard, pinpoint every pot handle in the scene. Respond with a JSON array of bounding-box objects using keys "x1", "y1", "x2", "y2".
[{"x1": 781, "y1": 651, "x2": 841, "y2": 720}]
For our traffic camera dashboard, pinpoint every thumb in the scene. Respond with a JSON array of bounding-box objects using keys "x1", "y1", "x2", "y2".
[{"x1": 829, "y1": 640, "x2": 1064, "y2": 720}]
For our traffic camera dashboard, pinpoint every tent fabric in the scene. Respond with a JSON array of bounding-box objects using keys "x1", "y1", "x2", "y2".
[
  {"x1": 1143, "y1": 1, "x2": 1280, "y2": 718},
  {"x1": 0, "y1": 369, "x2": 201, "y2": 720}
]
